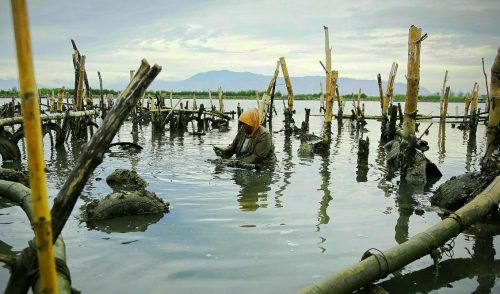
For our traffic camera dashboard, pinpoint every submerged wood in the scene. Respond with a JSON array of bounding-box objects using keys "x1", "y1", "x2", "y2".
[
  {"x1": 50, "y1": 59, "x2": 161, "y2": 242},
  {"x1": 299, "y1": 176, "x2": 500, "y2": 294}
]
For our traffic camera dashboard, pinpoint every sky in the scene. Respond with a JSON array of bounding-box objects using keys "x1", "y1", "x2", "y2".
[{"x1": 0, "y1": 0, "x2": 499, "y2": 94}]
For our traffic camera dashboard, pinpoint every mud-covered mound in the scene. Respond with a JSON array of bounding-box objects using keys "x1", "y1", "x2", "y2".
[
  {"x1": 81, "y1": 190, "x2": 169, "y2": 221},
  {"x1": 106, "y1": 168, "x2": 148, "y2": 191}
]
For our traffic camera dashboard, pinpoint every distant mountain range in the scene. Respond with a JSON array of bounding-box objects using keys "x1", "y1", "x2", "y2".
[{"x1": 1, "y1": 70, "x2": 432, "y2": 96}]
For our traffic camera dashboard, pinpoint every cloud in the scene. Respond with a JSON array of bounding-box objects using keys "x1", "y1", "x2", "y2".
[{"x1": 0, "y1": 0, "x2": 498, "y2": 93}]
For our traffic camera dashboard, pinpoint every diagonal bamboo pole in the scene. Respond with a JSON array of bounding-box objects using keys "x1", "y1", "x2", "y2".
[
  {"x1": 266, "y1": 61, "x2": 281, "y2": 95},
  {"x1": 299, "y1": 176, "x2": 500, "y2": 294},
  {"x1": 439, "y1": 70, "x2": 448, "y2": 121},
  {"x1": 10, "y1": 0, "x2": 58, "y2": 292},
  {"x1": 279, "y1": 57, "x2": 294, "y2": 111}
]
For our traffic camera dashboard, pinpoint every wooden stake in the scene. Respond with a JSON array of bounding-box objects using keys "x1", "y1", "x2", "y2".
[
  {"x1": 10, "y1": 0, "x2": 58, "y2": 292},
  {"x1": 76, "y1": 55, "x2": 86, "y2": 111},
  {"x1": 441, "y1": 86, "x2": 450, "y2": 121},
  {"x1": 439, "y1": 70, "x2": 448, "y2": 121},
  {"x1": 357, "y1": 88, "x2": 362, "y2": 116},
  {"x1": 377, "y1": 73, "x2": 384, "y2": 111},
  {"x1": 403, "y1": 26, "x2": 424, "y2": 136},
  {"x1": 98, "y1": 71, "x2": 104, "y2": 109},
  {"x1": 279, "y1": 57, "x2": 294, "y2": 111},
  {"x1": 482, "y1": 58, "x2": 490, "y2": 111},
  {"x1": 57, "y1": 87, "x2": 64, "y2": 112},
  {"x1": 208, "y1": 89, "x2": 213, "y2": 109},
  {"x1": 218, "y1": 86, "x2": 224, "y2": 113}
]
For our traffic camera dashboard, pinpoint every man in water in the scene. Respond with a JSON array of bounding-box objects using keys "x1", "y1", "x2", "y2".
[{"x1": 214, "y1": 108, "x2": 275, "y2": 164}]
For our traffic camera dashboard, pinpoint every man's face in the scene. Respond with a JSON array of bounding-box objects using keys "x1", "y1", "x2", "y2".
[{"x1": 243, "y1": 123, "x2": 253, "y2": 135}]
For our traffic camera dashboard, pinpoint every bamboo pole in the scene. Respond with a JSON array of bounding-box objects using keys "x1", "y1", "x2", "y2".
[
  {"x1": 440, "y1": 86, "x2": 450, "y2": 121},
  {"x1": 382, "y1": 62, "x2": 398, "y2": 116},
  {"x1": 482, "y1": 58, "x2": 490, "y2": 111},
  {"x1": 10, "y1": 0, "x2": 58, "y2": 292},
  {"x1": 377, "y1": 73, "x2": 384, "y2": 111},
  {"x1": 403, "y1": 26, "x2": 424, "y2": 136},
  {"x1": 266, "y1": 61, "x2": 281, "y2": 95},
  {"x1": 486, "y1": 47, "x2": 500, "y2": 159},
  {"x1": 439, "y1": 70, "x2": 448, "y2": 121},
  {"x1": 279, "y1": 57, "x2": 294, "y2": 111},
  {"x1": 0, "y1": 110, "x2": 98, "y2": 127},
  {"x1": 299, "y1": 176, "x2": 500, "y2": 294},
  {"x1": 259, "y1": 94, "x2": 271, "y2": 124}
]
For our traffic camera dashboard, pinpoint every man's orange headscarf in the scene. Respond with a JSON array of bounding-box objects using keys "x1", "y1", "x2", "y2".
[{"x1": 239, "y1": 108, "x2": 260, "y2": 135}]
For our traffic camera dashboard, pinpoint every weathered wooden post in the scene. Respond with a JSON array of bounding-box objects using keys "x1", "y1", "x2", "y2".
[
  {"x1": 439, "y1": 70, "x2": 448, "y2": 120},
  {"x1": 336, "y1": 86, "x2": 343, "y2": 122},
  {"x1": 11, "y1": 0, "x2": 58, "y2": 291},
  {"x1": 482, "y1": 58, "x2": 491, "y2": 112},
  {"x1": 377, "y1": 73, "x2": 384, "y2": 111},
  {"x1": 319, "y1": 82, "x2": 325, "y2": 113},
  {"x1": 280, "y1": 57, "x2": 294, "y2": 112},
  {"x1": 192, "y1": 93, "x2": 197, "y2": 110},
  {"x1": 218, "y1": 86, "x2": 224, "y2": 113},
  {"x1": 485, "y1": 47, "x2": 500, "y2": 160},
  {"x1": 322, "y1": 26, "x2": 338, "y2": 144},
  {"x1": 280, "y1": 57, "x2": 295, "y2": 133},
  {"x1": 403, "y1": 26, "x2": 424, "y2": 137},
  {"x1": 208, "y1": 89, "x2": 214, "y2": 110},
  {"x1": 357, "y1": 88, "x2": 362, "y2": 117},
  {"x1": 464, "y1": 83, "x2": 476, "y2": 123},
  {"x1": 440, "y1": 86, "x2": 450, "y2": 121},
  {"x1": 97, "y1": 71, "x2": 104, "y2": 109},
  {"x1": 49, "y1": 90, "x2": 55, "y2": 112}
]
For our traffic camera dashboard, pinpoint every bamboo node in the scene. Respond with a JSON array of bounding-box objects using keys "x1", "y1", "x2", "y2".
[{"x1": 360, "y1": 248, "x2": 390, "y2": 280}]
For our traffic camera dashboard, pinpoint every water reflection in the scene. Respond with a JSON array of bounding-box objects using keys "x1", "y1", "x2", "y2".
[
  {"x1": 466, "y1": 131, "x2": 477, "y2": 172},
  {"x1": 85, "y1": 213, "x2": 163, "y2": 233},
  {"x1": 275, "y1": 133, "x2": 294, "y2": 208},
  {"x1": 378, "y1": 233, "x2": 498, "y2": 293},
  {"x1": 437, "y1": 122, "x2": 446, "y2": 163},
  {"x1": 317, "y1": 148, "x2": 332, "y2": 226},
  {"x1": 233, "y1": 168, "x2": 273, "y2": 211}
]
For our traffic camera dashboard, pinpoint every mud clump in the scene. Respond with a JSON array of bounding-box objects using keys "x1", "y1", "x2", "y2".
[
  {"x1": 82, "y1": 169, "x2": 169, "y2": 221},
  {"x1": 106, "y1": 168, "x2": 148, "y2": 191},
  {"x1": 82, "y1": 190, "x2": 169, "y2": 221}
]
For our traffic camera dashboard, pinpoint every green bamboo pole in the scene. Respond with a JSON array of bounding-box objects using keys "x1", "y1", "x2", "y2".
[
  {"x1": 10, "y1": 0, "x2": 58, "y2": 292},
  {"x1": 299, "y1": 176, "x2": 500, "y2": 294}
]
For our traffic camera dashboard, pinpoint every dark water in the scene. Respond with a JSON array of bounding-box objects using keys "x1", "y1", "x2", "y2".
[{"x1": 0, "y1": 99, "x2": 499, "y2": 293}]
